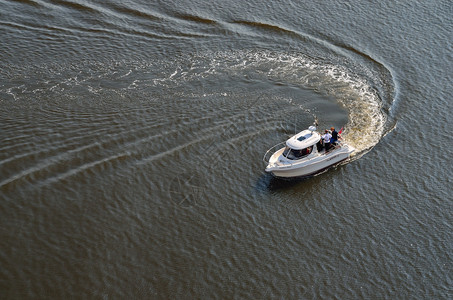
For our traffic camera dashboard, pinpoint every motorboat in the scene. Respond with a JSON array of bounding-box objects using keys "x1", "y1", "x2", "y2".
[{"x1": 263, "y1": 125, "x2": 354, "y2": 178}]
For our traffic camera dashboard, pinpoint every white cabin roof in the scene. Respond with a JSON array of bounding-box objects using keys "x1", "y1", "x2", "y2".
[{"x1": 286, "y1": 129, "x2": 320, "y2": 150}]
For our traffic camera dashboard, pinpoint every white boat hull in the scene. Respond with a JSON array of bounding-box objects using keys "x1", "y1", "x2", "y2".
[{"x1": 265, "y1": 145, "x2": 354, "y2": 178}]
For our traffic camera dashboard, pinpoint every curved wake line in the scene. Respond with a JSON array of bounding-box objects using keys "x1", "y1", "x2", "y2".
[
  {"x1": 222, "y1": 18, "x2": 397, "y2": 153},
  {"x1": 180, "y1": 49, "x2": 394, "y2": 155},
  {"x1": 137, "y1": 46, "x2": 395, "y2": 156},
  {"x1": 1, "y1": 33, "x2": 396, "y2": 164}
]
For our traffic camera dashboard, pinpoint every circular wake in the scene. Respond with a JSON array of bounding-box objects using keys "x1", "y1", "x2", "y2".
[
  {"x1": 153, "y1": 49, "x2": 393, "y2": 155},
  {"x1": 1, "y1": 49, "x2": 394, "y2": 164}
]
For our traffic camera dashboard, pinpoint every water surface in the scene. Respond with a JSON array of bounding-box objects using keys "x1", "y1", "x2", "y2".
[{"x1": 1, "y1": 0, "x2": 452, "y2": 298}]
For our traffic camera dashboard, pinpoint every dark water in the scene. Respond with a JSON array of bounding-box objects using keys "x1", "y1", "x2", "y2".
[{"x1": 1, "y1": 0, "x2": 452, "y2": 298}]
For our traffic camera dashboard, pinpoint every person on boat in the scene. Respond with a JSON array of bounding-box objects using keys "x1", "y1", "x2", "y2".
[
  {"x1": 301, "y1": 147, "x2": 311, "y2": 156},
  {"x1": 322, "y1": 129, "x2": 332, "y2": 152},
  {"x1": 330, "y1": 127, "x2": 338, "y2": 145},
  {"x1": 316, "y1": 139, "x2": 323, "y2": 152}
]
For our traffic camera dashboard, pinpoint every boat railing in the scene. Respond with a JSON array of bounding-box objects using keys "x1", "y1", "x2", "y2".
[{"x1": 262, "y1": 142, "x2": 286, "y2": 164}]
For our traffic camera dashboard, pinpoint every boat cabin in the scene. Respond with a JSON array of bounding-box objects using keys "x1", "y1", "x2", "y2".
[{"x1": 282, "y1": 127, "x2": 321, "y2": 160}]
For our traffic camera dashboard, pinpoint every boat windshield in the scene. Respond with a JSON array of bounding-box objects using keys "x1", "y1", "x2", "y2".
[{"x1": 283, "y1": 146, "x2": 313, "y2": 160}]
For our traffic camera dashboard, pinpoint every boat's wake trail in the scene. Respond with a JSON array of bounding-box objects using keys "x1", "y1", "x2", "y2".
[
  {"x1": 165, "y1": 49, "x2": 393, "y2": 156},
  {"x1": 1, "y1": 48, "x2": 394, "y2": 166}
]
